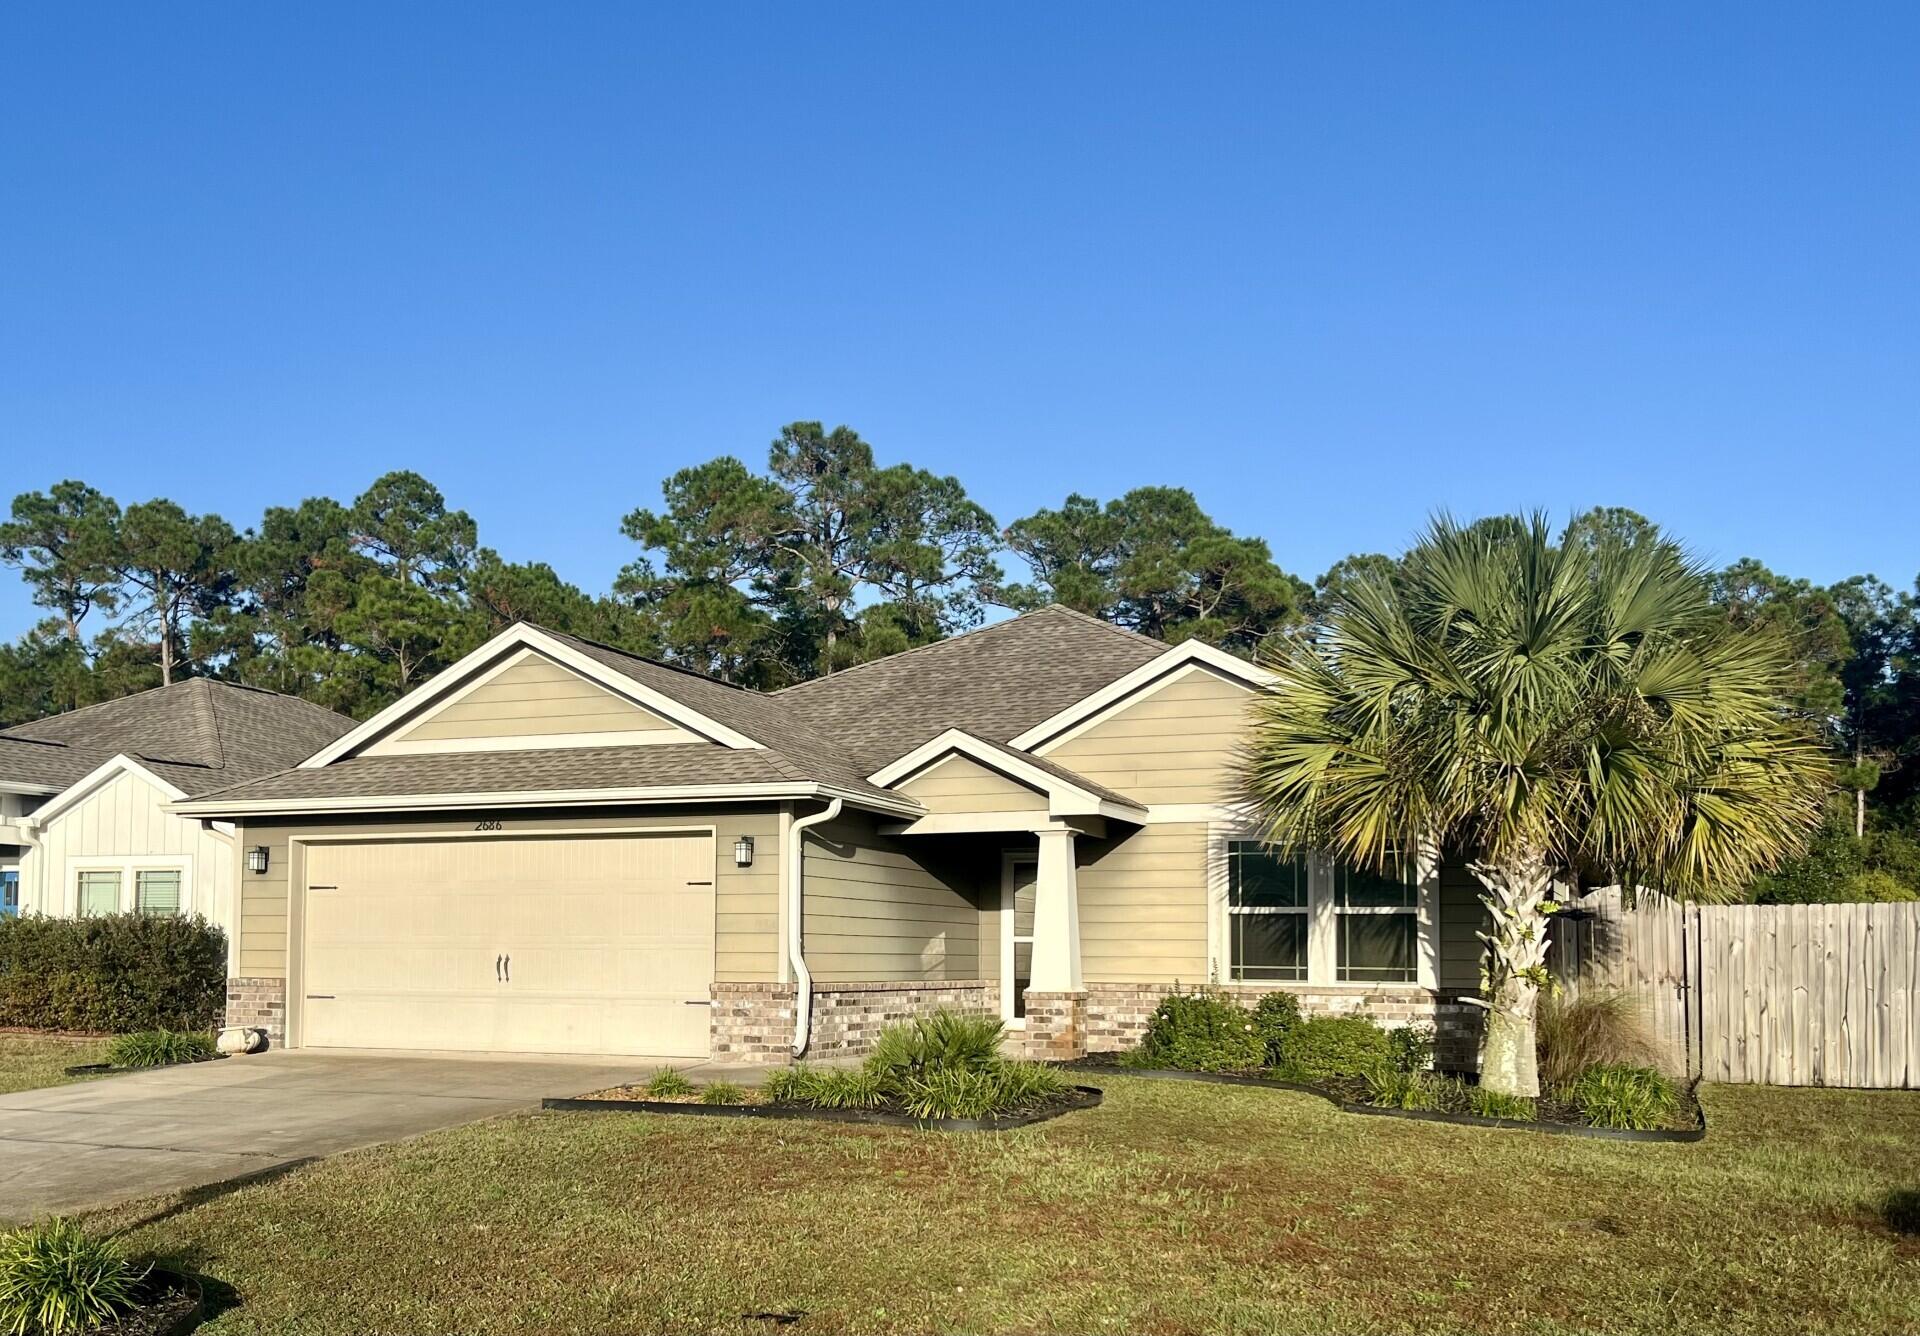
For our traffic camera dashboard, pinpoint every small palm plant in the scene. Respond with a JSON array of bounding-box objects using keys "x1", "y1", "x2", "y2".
[
  {"x1": 0, "y1": 1218, "x2": 147, "y2": 1336},
  {"x1": 1243, "y1": 515, "x2": 1827, "y2": 1095}
]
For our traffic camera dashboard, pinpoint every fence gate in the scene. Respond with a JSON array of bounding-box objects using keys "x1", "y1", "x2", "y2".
[{"x1": 1551, "y1": 891, "x2": 1920, "y2": 1089}]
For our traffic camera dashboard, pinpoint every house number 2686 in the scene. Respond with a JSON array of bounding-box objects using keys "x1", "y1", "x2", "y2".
[{"x1": 474, "y1": 819, "x2": 503, "y2": 831}]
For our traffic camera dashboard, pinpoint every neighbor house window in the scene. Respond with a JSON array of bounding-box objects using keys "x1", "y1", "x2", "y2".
[
  {"x1": 76, "y1": 870, "x2": 121, "y2": 916},
  {"x1": 1227, "y1": 842, "x2": 1308, "y2": 980},
  {"x1": 1334, "y1": 856, "x2": 1418, "y2": 983},
  {"x1": 135, "y1": 870, "x2": 182, "y2": 917},
  {"x1": 0, "y1": 870, "x2": 17, "y2": 918}
]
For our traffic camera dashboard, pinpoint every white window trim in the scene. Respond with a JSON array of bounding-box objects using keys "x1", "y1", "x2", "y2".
[
  {"x1": 1207, "y1": 823, "x2": 1438, "y2": 990},
  {"x1": 999, "y1": 851, "x2": 1038, "y2": 1030},
  {"x1": 65, "y1": 854, "x2": 194, "y2": 918}
]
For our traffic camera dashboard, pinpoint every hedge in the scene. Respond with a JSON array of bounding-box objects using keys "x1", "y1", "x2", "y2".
[{"x1": 0, "y1": 913, "x2": 226, "y2": 1033}]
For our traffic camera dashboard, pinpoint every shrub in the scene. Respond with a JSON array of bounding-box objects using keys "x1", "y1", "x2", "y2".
[
  {"x1": 1466, "y1": 1086, "x2": 1537, "y2": 1121},
  {"x1": 1134, "y1": 990, "x2": 1265, "y2": 1072},
  {"x1": 699, "y1": 1081, "x2": 748, "y2": 1106},
  {"x1": 1569, "y1": 1064, "x2": 1678, "y2": 1131},
  {"x1": 1841, "y1": 870, "x2": 1918, "y2": 903},
  {"x1": 866, "y1": 1010, "x2": 1004, "y2": 1083},
  {"x1": 1250, "y1": 991, "x2": 1302, "y2": 1063},
  {"x1": 897, "y1": 1061, "x2": 1070, "y2": 1120},
  {"x1": 0, "y1": 914, "x2": 226, "y2": 1033},
  {"x1": 103, "y1": 1029, "x2": 215, "y2": 1070},
  {"x1": 0, "y1": 1218, "x2": 147, "y2": 1336},
  {"x1": 761, "y1": 1066, "x2": 812, "y2": 1103},
  {"x1": 645, "y1": 1068, "x2": 695, "y2": 1097},
  {"x1": 1386, "y1": 1024, "x2": 1435, "y2": 1074},
  {"x1": 1272, "y1": 1016, "x2": 1393, "y2": 1082},
  {"x1": 1536, "y1": 989, "x2": 1668, "y2": 1089},
  {"x1": 800, "y1": 1067, "x2": 887, "y2": 1110},
  {"x1": 1360, "y1": 1064, "x2": 1431, "y2": 1110}
]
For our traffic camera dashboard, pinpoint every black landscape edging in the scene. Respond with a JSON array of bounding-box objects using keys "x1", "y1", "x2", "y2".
[
  {"x1": 64, "y1": 1055, "x2": 225, "y2": 1077},
  {"x1": 541, "y1": 1084, "x2": 1103, "y2": 1133},
  {"x1": 1064, "y1": 1064, "x2": 1707, "y2": 1143}
]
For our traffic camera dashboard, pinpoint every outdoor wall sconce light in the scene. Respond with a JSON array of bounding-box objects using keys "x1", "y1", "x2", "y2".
[
  {"x1": 733, "y1": 836, "x2": 754, "y2": 868},
  {"x1": 247, "y1": 846, "x2": 270, "y2": 875}
]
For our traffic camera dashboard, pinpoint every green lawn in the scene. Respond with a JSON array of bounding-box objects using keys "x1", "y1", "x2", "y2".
[
  {"x1": 0, "y1": 1033, "x2": 109, "y2": 1094},
  {"x1": 94, "y1": 1078, "x2": 1917, "y2": 1336}
]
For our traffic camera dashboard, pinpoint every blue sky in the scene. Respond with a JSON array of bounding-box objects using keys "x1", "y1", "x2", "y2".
[{"x1": 2, "y1": 4, "x2": 1915, "y2": 641}]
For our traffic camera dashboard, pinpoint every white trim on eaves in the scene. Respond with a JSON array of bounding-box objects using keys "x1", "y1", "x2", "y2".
[
  {"x1": 167, "y1": 780, "x2": 924, "y2": 820},
  {"x1": 1008, "y1": 639, "x2": 1274, "y2": 753},
  {"x1": 868, "y1": 728, "x2": 1147, "y2": 820},
  {"x1": 22, "y1": 754, "x2": 190, "y2": 829},
  {"x1": 301, "y1": 626, "x2": 764, "y2": 767}
]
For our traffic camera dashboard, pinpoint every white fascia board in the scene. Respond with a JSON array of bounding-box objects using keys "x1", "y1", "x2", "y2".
[
  {"x1": 301, "y1": 627, "x2": 764, "y2": 768},
  {"x1": 167, "y1": 781, "x2": 922, "y2": 820},
  {"x1": 0, "y1": 780, "x2": 59, "y2": 796},
  {"x1": 1009, "y1": 641, "x2": 1275, "y2": 752},
  {"x1": 25, "y1": 754, "x2": 190, "y2": 828},
  {"x1": 868, "y1": 728, "x2": 1146, "y2": 820}
]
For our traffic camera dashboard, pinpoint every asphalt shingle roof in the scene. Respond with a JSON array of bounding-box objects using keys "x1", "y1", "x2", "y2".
[
  {"x1": 0, "y1": 679, "x2": 354, "y2": 796},
  {"x1": 777, "y1": 605, "x2": 1167, "y2": 771}
]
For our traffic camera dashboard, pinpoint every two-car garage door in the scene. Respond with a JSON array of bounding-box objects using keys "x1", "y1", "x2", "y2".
[{"x1": 300, "y1": 833, "x2": 715, "y2": 1058}]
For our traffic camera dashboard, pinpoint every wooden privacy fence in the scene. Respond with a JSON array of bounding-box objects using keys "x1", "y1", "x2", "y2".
[{"x1": 1550, "y1": 889, "x2": 1920, "y2": 1089}]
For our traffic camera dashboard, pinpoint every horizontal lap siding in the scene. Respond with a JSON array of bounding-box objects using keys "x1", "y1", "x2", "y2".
[
  {"x1": 802, "y1": 812, "x2": 981, "y2": 982},
  {"x1": 897, "y1": 755, "x2": 1047, "y2": 814},
  {"x1": 382, "y1": 656, "x2": 685, "y2": 745},
  {"x1": 234, "y1": 806, "x2": 781, "y2": 982},
  {"x1": 1041, "y1": 667, "x2": 1255, "y2": 806},
  {"x1": 1438, "y1": 862, "x2": 1489, "y2": 991},
  {"x1": 1078, "y1": 823, "x2": 1209, "y2": 984}
]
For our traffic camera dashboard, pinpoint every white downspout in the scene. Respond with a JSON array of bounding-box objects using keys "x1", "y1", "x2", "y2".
[{"x1": 786, "y1": 797, "x2": 842, "y2": 1057}]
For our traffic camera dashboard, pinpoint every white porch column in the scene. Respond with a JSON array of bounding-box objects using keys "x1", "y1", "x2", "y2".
[{"x1": 1028, "y1": 826, "x2": 1082, "y2": 993}]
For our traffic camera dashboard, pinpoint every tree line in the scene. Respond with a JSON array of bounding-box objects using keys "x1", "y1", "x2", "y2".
[{"x1": 2, "y1": 421, "x2": 1915, "y2": 900}]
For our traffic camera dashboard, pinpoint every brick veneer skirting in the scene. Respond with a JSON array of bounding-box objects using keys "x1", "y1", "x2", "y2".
[
  {"x1": 1082, "y1": 981, "x2": 1486, "y2": 1072},
  {"x1": 224, "y1": 977, "x2": 286, "y2": 1045},
  {"x1": 711, "y1": 979, "x2": 997, "y2": 1064},
  {"x1": 1018, "y1": 991, "x2": 1087, "y2": 1061}
]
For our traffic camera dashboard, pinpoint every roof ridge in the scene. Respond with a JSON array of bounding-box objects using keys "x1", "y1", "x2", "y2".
[
  {"x1": 775, "y1": 606, "x2": 1122, "y2": 697},
  {"x1": 193, "y1": 678, "x2": 228, "y2": 771}
]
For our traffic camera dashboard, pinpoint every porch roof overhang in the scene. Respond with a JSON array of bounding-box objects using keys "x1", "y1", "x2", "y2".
[{"x1": 869, "y1": 728, "x2": 1147, "y2": 838}]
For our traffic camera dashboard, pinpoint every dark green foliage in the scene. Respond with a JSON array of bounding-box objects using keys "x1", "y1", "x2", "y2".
[
  {"x1": 644, "y1": 1068, "x2": 695, "y2": 1097},
  {"x1": 1132, "y1": 990, "x2": 1265, "y2": 1072},
  {"x1": 0, "y1": 1218, "x2": 147, "y2": 1336},
  {"x1": 1569, "y1": 1064, "x2": 1679, "y2": 1131},
  {"x1": 103, "y1": 1029, "x2": 216, "y2": 1069},
  {"x1": 791, "y1": 1067, "x2": 887, "y2": 1111},
  {"x1": 0, "y1": 914, "x2": 226, "y2": 1033},
  {"x1": 865, "y1": 1011, "x2": 1005, "y2": 1085},
  {"x1": 1386, "y1": 1024, "x2": 1435, "y2": 1073},
  {"x1": 896, "y1": 1063, "x2": 1068, "y2": 1120},
  {"x1": 1752, "y1": 807, "x2": 1920, "y2": 903},
  {"x1": 1249, "y1": 991, "x2": 1302, "y2": 1065},
  {"x1": 1466, "y1": 1086, "x2": 1537, "y2": 1121},
  {"x1": 698, "y1": 1081, "x2": 749, "y2": 1106},
  {"x1": 1271, "y1": 1016, "x2": 1394, "y2": 1083},
  {"x1": 1360, "y1": 1064, "x2": 1430, "y2": 1110}
]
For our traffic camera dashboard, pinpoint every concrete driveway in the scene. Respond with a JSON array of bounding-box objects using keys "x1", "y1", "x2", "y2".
[{"x1": 0, "y1": 1049, "x2": 752, "y2": 1222}]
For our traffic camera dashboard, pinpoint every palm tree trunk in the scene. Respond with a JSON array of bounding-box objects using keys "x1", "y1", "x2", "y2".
[{"x1": 1471, "y1": 858, "x2": 1555, "y2": 1097}]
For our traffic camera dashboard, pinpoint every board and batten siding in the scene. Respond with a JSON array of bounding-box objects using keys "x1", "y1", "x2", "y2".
[
  {"x1": 18, "y1": 768, "x2": 234, "y2": 932},
  {"x1": 1078, "y1": 822, "x2": 1210, "y2": 984},
  {"x1": 895, "y1": 754, "x2": 1047, "y2": 815},
  {"x1": 800, "y1": 811, "x2": 981, "y2": 982},
  {"x1": 370, "y1": 654, "x2": 688, "y2": 751},
  {"x1": 231, "y1": 806, "x2": 781, "y2": 983},
  {"x1": 1040, "y1": 666, "x2": 1255, "y2": 806}
]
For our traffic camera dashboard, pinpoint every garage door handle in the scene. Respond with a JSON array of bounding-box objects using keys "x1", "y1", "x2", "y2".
[
  {"x1": 495, "y1": 954, "x2": 503, "y2": 982},
  {"x1": 503, "y1": 954, "x2": 511, "y2": 983}
]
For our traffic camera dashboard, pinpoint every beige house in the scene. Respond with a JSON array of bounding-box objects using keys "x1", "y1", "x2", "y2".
[
  {"x1": 168, "y1": 607, "x2": 1489, "y2": 1064},
  {"x1": 0, "y1": 681, "x2": 355, "y2": 970}
]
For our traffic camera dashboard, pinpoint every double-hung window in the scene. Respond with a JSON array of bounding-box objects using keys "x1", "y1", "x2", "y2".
[
  {"x1": 1334, "y1": 856, "x2": 1419, "y2": 983},
  {"x1": 135, "y1": 870, "x2": 182, "y2": 917},
  {"x1": 76, "y1": 870, "x2": 121, "y2": 917},
  {"x1": 1226, "y1": 842, "x2": 1309, "y2": 980}
]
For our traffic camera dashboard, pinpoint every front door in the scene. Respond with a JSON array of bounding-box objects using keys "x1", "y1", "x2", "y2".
[{"x1": 1001, "y1": 856, "x2": 1036, "y2": 1024}]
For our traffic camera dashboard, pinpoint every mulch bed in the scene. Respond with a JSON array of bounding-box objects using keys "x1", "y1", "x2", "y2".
[
  {"x1": 544, "y1": 1084, "x2": 1103, "y2": 1133},
  {"x1": 1060, "y1": 1055, "x2": 1706, "y2": 1142},
  {"x1": 92, "y1": 1271, "x2": 202, "y2": 1336}
]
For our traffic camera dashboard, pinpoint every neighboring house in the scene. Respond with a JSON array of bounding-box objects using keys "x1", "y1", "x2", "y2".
[
  {"x1": 170, "y1": 606, "x2": 1491, "y2": 1065},
  {"x1": 0, "y1": 682, "x2": 355, "y2": 970}
]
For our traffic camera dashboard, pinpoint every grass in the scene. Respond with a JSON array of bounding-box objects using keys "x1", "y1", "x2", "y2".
[
  {"x1": 82, "y1": 1079, "x2": 1918, "y2": 1335},
  {"x1": 0, "y1": 1034, "x2": 110, "y2": 1095}
]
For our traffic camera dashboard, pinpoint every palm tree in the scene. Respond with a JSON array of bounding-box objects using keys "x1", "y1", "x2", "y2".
[{"x1": 1242, "y1": 515, "x2": 1829, "y2": 1095}]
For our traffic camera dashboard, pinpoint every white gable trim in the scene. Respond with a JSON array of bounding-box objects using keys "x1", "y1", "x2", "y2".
[
  {"x1": 24, "y1": 754, "x2": 190, "y2": 829},
  {"x1": 1010, "y1": 640, "x2": 1273, "y2": 753},
  {"x1": 302, "y1": 626, "x2": 764, "y2": 767},
  {"x1": 871, "y1": 728, "x2": 1146, "y2": 821},
  {"x1": 361, "y1": 647, "x2": 704, "y2": 756}
]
